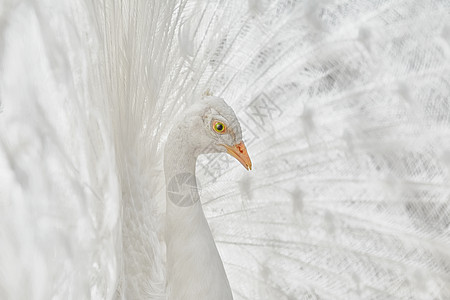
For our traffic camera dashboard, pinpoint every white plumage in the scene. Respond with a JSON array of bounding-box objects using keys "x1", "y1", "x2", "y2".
[
  {"x1": 1, "y1": 0, "x2": 449, "y2": 299},
  {"x1": 164, "y1": 96, "x2": 247, "y2": 299}
]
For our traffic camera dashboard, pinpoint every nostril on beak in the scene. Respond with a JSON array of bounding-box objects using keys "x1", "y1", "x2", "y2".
[{"x1": 237, "y1": 142, "x2": 245, "y2": 153}]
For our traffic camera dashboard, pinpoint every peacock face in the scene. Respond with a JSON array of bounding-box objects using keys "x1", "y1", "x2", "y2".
[{"x1": 195, "y1": 96, "x2": 252, "y2": 170}]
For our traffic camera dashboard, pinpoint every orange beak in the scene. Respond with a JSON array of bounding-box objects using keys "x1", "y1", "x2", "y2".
[{"x1": 222, "y1": 141, "x2": 252, "y2": 171}]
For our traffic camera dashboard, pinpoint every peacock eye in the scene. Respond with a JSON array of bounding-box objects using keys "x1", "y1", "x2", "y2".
[{"x1": 213, "y1": 121, "x2": 226, "y2": 133}]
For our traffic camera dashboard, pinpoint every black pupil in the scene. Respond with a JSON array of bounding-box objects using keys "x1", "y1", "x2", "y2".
[{"x1": 216, "y1": 123, "x2": 223, "y2": 131}]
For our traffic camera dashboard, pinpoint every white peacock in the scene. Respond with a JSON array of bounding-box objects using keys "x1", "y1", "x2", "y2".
[
  {"x1": 0, "y1": 0, "x2": 449, "y2": 299},
  {"x1": 164, "y1": 95, "x2": 251, "y2": 299}
]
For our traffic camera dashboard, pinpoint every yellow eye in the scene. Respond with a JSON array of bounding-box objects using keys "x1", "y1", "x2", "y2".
[{"x1": 213, "y1": 121, "x2": 226, "y2": 133}]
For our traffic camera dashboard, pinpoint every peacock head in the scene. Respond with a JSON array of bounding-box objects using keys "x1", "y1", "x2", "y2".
[{"x1": 183, "y1": 95, "x2": 252, "y2": 170}]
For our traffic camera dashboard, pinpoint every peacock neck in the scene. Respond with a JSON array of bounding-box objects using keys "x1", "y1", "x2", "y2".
[
  {"x1": 163, "y1": 126, "x2": 233, "y2": 300},
  {"x1": 164, "y1": 128, "x2": 200, "y2": 207}
]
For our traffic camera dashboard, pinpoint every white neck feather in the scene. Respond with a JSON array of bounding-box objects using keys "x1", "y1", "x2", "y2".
[{"x1": 164, "y1": 126, "x2": 233, "y2": 300}]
